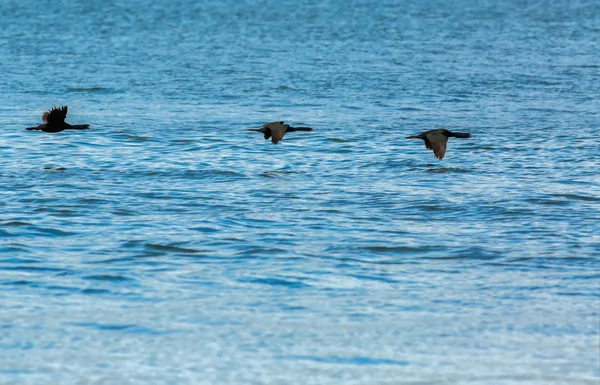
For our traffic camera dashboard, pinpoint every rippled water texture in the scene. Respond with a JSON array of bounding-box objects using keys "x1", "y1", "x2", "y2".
[{"x1": 1, "y1": 0, "x2": 599, "y2": 383}]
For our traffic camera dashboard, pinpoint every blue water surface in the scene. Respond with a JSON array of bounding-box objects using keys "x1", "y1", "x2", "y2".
[{"x1": 1, "y1": 0, "x2": 599, "y2": 383}]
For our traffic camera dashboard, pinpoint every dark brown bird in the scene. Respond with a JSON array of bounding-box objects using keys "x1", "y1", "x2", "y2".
[
  {"x1": 248, "y1": 121, "x2": 313, "y2": 144},
  {"x1": 406, "y1": 129, "x2": 472, "y2": 160},
  {"x1": 26, "y1": 106, "x2": 90, "y2": 133}
]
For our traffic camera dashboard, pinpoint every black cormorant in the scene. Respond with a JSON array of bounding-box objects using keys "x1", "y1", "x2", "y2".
[
  {"x1": 248, "y1": 121, "x2": 313, "y2": 144},
  {"x1": 26, "y1": 106, "x2": 90, "y2": 133}
]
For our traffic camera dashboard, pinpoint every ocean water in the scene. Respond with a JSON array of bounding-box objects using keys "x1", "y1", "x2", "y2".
[{"x1": 1, "y1": 0, "x2": 599, "y2": 383}]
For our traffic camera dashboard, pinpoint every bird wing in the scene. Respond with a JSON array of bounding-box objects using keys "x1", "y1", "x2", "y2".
[
  {"x1": 431, "y1": 141, "x2": 447, "y2": 160},
  {"x1": 44, "y1": 106, "x2": 68, "y2": 124},
  {"x1": 264, "y1": 121, "x2": 289, "y2": 144},
  {"x1": 425, "y1": 131, "x2": 448, "y2": 160}
]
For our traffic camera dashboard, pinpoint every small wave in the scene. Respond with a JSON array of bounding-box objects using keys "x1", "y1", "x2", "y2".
[
  {"x1": 426, "y1": 167, "x2": 470, "y2": 174},
  {"x1": 34, "y1": 227, "x2": 78, "y2": 236},
  {"x1": 144, "y1": 243, "x2": 204, "y2": 254},
  {"x1": 67, "y1": 87, "x2": 117, "y2": 93},
  {"x1": 126, "y1": 135, "x2": 153, "y2": 141},
  {"x1": 237, "y1": 247, "x2": 287, "y2": 256},
  {"x1": 281, "y1": 354, "x2": 409, "y2": 366},
  {"x1": 2, "y1": 221, "x2": 31, "y2": 226},
  {"x1": 412, "y1": 204, "x2": 458, "y2": 212},
  {"x1": 326, "y1": 137, "x2": 351, "y2": 143},
  {"x1": 81, "y1": 288, "x2": 111, "y2": 295},
  {"x1": 244, "y1": 277, "x2": 309, "y2": 288},
  {"x1": 68, "y1": 322, "x2": 166, "y2": 334},
  {"x1": 428, "y1": 247, "x2": 504, "y2": 261},
  {"x1": 83, "y1": 274, "x2": 131, "y2": 282},
  {"x1": 361, "y1": 245, "x2": 440, "y2": 253},
  {"x1": 3, "y1": 265, "x2": 66, "y2": 273},
  {"x1": 525, "y1": 198, "x2": 568, "y2": 206},
  {"x1": 3, "y1": 280, "x2": 34, "y2": 286},
  {"x1": 32, "y1": 208, "x2": 77, "y2": 216},
  {"x1": 259, "y1": 170, "x2": 296, "y2": 178},
  {"x1": 550, "y1": 193, "x2": 600, "y2": 202}
]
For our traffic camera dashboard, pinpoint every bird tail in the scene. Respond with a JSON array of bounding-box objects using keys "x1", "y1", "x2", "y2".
[
  {"x1": 247, "y1": 128, "x2": 262, "y2": 132},
  {"x1": 70, "y1": 125, "x2": 90, "y2": 130},
  {"x1": 26, "y1": 126, "x2": 40, "y2": 131},
  {"x1": 293, "y1": 126, "x2": 313, "y2": 131}
]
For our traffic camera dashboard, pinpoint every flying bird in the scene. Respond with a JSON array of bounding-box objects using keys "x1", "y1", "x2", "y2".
[
  {"x1": 26, "y1": 106, "x2": 90, "y2": 133},
  {"x1": 406, "y1": 129, "x2": 472, "y2": 160},
  {"x1": 248, "y1": 121, "x2": 313, "y2": 144}
]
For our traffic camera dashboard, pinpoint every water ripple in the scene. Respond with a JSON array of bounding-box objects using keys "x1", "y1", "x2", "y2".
[{"x1": 0, "y1": 0, "x2": 598, "y2": 383}]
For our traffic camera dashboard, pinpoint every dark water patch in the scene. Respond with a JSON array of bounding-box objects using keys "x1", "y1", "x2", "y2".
[
  {"x1": 3, "y1": 280, "x2": 35, "y2": 286},
  {"x1": 320, "y1": 254, "x2": 386, "y2": 266},
  {"x1": 68, "y1": 322, "x2": 165, "y2": 335},
  {"x1": 32, "y1": 207, "x2": 78, "y2": 217},
  {"x1": 430, "y1": 247, "x2": 504, "y2": 261},
  {"x1": 83, "y1": 274, "x2": 131, "y2": 282},
  {"x1": 81, "y1": 288, "x2": 111, "y2": 295},
  {"x1": 237, "y1": 247, "x2": 288, "y2": 256},
  {"x1": 326, "y1": 137, "x2": 352, "y2": 143},
  {"x1": 91, "y1": 251, "x2": 171, "y2": 265},
  {"x1": 557, "y1": 291, "x2": 600, "y2": 298},
  {"x1": 112, "y1": 209, "x2": 136, "y2": 216},
  {"x1": 550, "y1": 193, "x2": 600, "y2": 202},
  {"x1": 411, "y1": 204, "x2": 462, "y2": 212},
  {"x1": 144, "y1": 243, "x2": 204, "y2": 254},
  {"x1": 0, "y1": 369, "x2": 37, "y2": 375},
  {"x1": 120, "y1": 240, "x2": 145, "y2": 249},
  {"x1": 491, "y1": 258, "x2": 557, "y2": 271},
  {"x1": 207, "y1": 169, "x2": 246, "y2": 178},
  {"x1": 124, "y1": 135, "x2": 153, "y2": 141},
  {"x1": 426, "y1": 167, "x2": 471, "y2": 174},
  {"x1": 282, "y1": 354, "x2": 409, "y2": 366},
  {"x1": 135, "y1": 192, "x2": 173, "y2": 200},
  {"x1": 190, "y1": 226, "x2": 219, "y2": 233},
  {"x1": 77, "y1": 198, "x2": 110, "y2": 205},
  {"x1": 259, "y1": 170, "x2": 297, "y2": 178},
  {"x1": 0, "y1": 257, "x2": 40, "y2": 264},
  {"x1": 276, "y1": 85, "x2": 295, "y2": 91},
  {"x1": 67, "y1": 87, "x2": 117, "y2": 93},
  {"x1": 2, "y1": 265, "x2": 66, "y2": 273},
  {"x1": 361, "y1": 245, "x2": 443, "y2": 254},
  {"x1": 2, "y1": 221, "x2": 32, "y2": 226},
  {"x1": 278, "y1": 304, "x2": 307, "y2": 312},
  {"x1": 43, "y1": 285, "x2": 79, "y2": 294},
  {"x1": 243, "y1": 277, "x2": 310, "y2": 289},
  {"x1": 525, "y1": 197, "x2": 569, "y2": 206},
  {"x1": 566, "y1": 272, "x2": 600, "y2": 281},
  {"x1": 34, "y1": 227, "x2": 78, "y2": 236}
]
